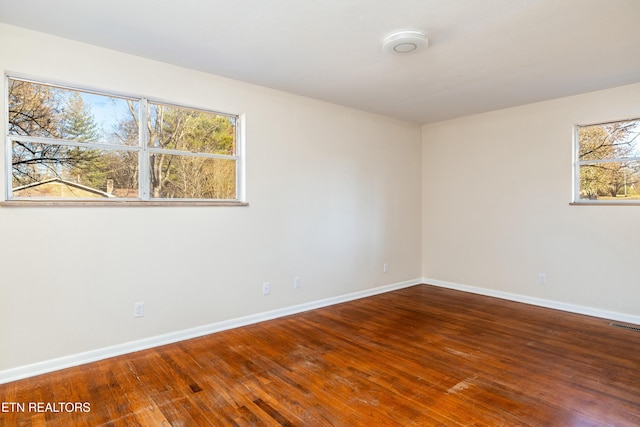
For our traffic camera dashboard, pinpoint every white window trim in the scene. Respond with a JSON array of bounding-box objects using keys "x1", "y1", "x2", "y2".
[
  {"x1": 3, "y1": 76, "x2": 247, "y2": 206},
  {"x1": 572, "y1": 118, "x2": 640, "y2": 206}
]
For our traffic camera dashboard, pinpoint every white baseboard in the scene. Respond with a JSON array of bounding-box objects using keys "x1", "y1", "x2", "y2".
[
  {"x1": 0, "y1": 278, "x2": 421, "y2": 385},
  {"x1": 424, "y1": 277, "x2": 640, "y2": 326}
]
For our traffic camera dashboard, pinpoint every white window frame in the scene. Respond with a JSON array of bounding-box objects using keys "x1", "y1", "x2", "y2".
[
  {"x1": 3, "y1": 76, "x2": 246, "y2": 206},
  {"x1": 573, "y1": 117, "x2": 640, "y2": 205}
]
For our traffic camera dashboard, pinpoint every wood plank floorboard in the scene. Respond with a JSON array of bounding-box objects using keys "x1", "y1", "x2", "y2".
[{"x1": 1, "y1": 284, "x2": 639, "y2": 426}]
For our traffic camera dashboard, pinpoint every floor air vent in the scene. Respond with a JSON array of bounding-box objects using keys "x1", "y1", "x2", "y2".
[{"x1": 609, "y1": 322, "x2": 640, "y2": 332}]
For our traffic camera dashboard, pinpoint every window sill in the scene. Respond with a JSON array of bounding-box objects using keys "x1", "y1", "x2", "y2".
[
  {"x1": 0, "y1": 200, "x2": 250, "y2": 207},
  {"x1": 570, "y1": 201, "x2": 640, "y2": 206}
]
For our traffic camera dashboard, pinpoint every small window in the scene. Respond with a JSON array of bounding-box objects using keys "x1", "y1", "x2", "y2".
[
  {"x1": 5, "y1": 77, "x2": 243, "y2": 203},
  {"x1": 574, "y1": 118, "x2": 640, "y2": 203}
]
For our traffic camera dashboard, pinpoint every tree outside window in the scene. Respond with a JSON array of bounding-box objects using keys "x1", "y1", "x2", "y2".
[
  {"x1": 6, "y1": 77, "x2": 241, "y2": 202},
  {"x1": 576, "y1": 119, "x2": 640, "y2": 202}
]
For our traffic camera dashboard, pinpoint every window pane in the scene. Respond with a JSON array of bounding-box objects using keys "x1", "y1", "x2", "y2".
[
  {"x1": 11, "y1": 141, "x2": 139, "y2": 199},
  {"x1": 8, "y1": 78, "x2": 139, "y2": 146},
  {"x1": 148, "y1": 103, "x2": 236, "y2": 155},
  {"x1": 578, "y1": 160, "x2": 640, "y2": 200},
  {"x1": 149, "y1": 154, "x2": 236, "y2": 199},
  {"x1": 6, "y1": 77, "x2": 242, "y2": 203},
  {"x1": 578, "y1": 119, "x2": 640, "y2": 161}
]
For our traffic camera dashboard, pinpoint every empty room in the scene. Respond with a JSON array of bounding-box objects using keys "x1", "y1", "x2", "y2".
[{"x1": 1, "y1": 0, "x2": 639, "y2": 425}]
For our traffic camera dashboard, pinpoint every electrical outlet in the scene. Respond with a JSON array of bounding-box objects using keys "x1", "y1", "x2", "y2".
[
  {"x1": 262, "y1": 281, "x2": 270, "y2": 295},
  {"x1": 538, "y1": 273, "x2": 547, "y2": 285},
  {"x1": 383, "y1": 263, "x2": 389, "y2": 273},
  {"x1": 294, "y1": 276, "x2": 301, "y2": 289},
  {"x1": 134, "y1": 302, "x2": 144, "y2": 318}
]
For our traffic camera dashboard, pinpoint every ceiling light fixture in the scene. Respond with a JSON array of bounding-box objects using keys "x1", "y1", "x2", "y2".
[{"x1": 383, "y1": 30, "x2": 428, "y2": 55}]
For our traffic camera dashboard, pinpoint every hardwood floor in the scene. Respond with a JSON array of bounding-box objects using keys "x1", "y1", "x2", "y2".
[{"x1": 1, "y1": 284, "x2": 639, "y2": 426}]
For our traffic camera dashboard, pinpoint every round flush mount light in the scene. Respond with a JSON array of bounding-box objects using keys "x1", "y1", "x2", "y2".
[{"x1": 383, "y1": 30, "x2": 428, "y2": 55}]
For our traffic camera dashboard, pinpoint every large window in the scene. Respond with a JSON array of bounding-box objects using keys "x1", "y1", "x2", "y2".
[
  {"x1": 574, "y1": 118, "x2": 640, "y2": 203},
  {"x1": 5, "y1": 77, "x2": 243, "y2": 204}
]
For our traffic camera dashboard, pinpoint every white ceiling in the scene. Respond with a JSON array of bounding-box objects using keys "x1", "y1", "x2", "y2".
[{"x1": 1, "y1": 0, "x2": 639, "y2": 124}]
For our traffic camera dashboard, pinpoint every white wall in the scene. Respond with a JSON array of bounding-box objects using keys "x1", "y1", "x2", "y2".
[
  {"x1": 0, "y1": 24, "x2": 422, "y2": 372},
  {"x1": 422, "y1": 83, "x2": 640, "y2": 318}
]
